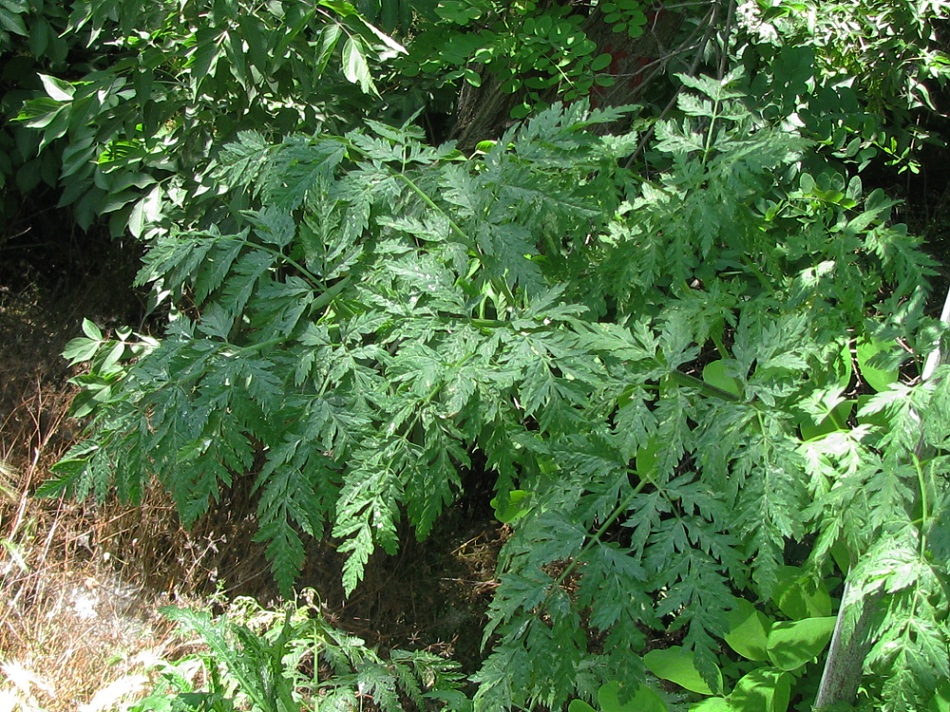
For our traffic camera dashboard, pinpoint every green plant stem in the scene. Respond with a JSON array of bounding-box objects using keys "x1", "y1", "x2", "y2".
[
  {"x1": 813, "y1": 581, "x2": 882, "y2": 711},
  {"x1": 551, "y1": 477, "x2": 649, "y2": 593},
  {"x1": 816, "y1": 283, "x2": 950, "y2": 709},
  {"x1": 668, "y1": 369, "x2": 740, "y2": 401},
  {"x1": 739, "y1": 254, "x2": 774, "y2": 294},
  {"x1": 710, "y1": 330, "x2": 729, "y2": 360},
  {"x1": 392, "y1": 170, "x2": 519, "y2": 309},
  {"x1": 241, "y1": 237, "x2": 323, "y2": 287}
]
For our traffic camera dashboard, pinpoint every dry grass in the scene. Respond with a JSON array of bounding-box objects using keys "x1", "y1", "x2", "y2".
[
  {"x1": 0, "y1": 375, "x2": 191, "y2": 712},
  {"x1": 0, "y1": 270, "x2": 232, "y2": 711}
]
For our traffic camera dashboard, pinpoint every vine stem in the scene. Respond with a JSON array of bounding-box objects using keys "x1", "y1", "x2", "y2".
[{"x1": 549, "y1": 478, "x2": 648, "y2": 594}]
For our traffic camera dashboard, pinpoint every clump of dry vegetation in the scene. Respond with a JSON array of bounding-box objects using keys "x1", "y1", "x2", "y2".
[{"x1": 0, "y1": 280, "x2": 192, "y2": 712}]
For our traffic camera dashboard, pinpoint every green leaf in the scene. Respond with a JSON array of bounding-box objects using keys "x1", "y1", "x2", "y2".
[
  {"x1": 63, "y1": 337, "x2": 101, "y2": 365},
  {"x1": 644, "y1": 647, "x2": 722, "y2": 695},
  {"x1": 342, "y1": 36, "x2": 378, "y2": 95},
  {"x1": 38, "y1": 73, "x2": 74, "y2": 102},
  {"x1": 689, "y1": 697, "x2": 734, "y2": 711},
  {"x1": 766, "y1": 617, "x2": 836, "y2": 671},
  {"x1": 724, "y1": 599, "x2": 773, "y2": 661},
  {"x1": 490, "y1": 489, "x2": 532, "y2": 524},
  {"x1": 832, "y1": 342, "x2": 854, "y2": 390},
  {"x1": 771, "y1": 566, "x2": 832, "y2": 619},
  {"x1": 927, "y1": 678, "x2": 950, "y2": 712},
  {"x1": 315, "y1": 23, "x2": 343, "y2": 75},
  {"x1": 635, "y1": 436, "x2": 661, "y2": 478},
  {"x1": 856, "y1": 338, "x2": 900, "y2": 392},
  {"x1": 569, "y1": 701, "x2": 599, "y2": 712},
  {"x1": 800, "y1": 400, "x2": 853, "y2": 441},
  {"x1": 702, "y1": 360, "x2": 741, "y2": 397},
  {"x1": 81, "y1": 318, "x2": 103, "y2": 341},
  {"x1": 598, "y1": 681, "x2": 668, "y2": 712},
  {"x1": 855, "y1": 393, "x2": 891, "y2": 430},
  {"x1": 728, "y1": 668, "x2": 791, "y2": 712},
  {"x1": 0, "y1": 4, "x2": 27, "y2": 36}
]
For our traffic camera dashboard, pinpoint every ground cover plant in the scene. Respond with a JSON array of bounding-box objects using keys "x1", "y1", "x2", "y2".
[{"x1": 3, "y1": 1, "x2": 950, "y2": 711}]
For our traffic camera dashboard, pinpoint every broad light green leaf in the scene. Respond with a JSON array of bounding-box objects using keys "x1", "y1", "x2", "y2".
[
  {"x1": 569, "y1": 701, "x2": 598, "y2": 712},
  {"x1": 597, "y1": 680, "x2": 667, "y2": 712},
  {"x1": 635, "y1": 436, "x2": 661, "y2": 478},
  {"x1": 856, "y1": 338, "x2": 900, "y2": 393},
  {"x1": 644, "y1": 647, "x2": 722, "y2": 695},
  {"x1": 928, "y1": 678, "x2": 950, "y2": 711},
  {"x1": 766, "y1": 617, "x2": 836, "y2": 671},
  {"x1": 689, "y1": 698, "x2": 734, "y2": 711},
  {"x1": 800, "y1": 400, "x2": 854, "y2": 441},
  {"x1": 729, "y1": 668, "x2": 791, "y2": 712},
  {"x1": 771, "y1": 566, "x2": 832, "y2": 619},
  {"x1": 724, "y1": 598, "x2": 773, "y2": 661},
  {"x1": 490, "y1": 489, "x2": 532, "y2": 524},
  {"x1": 832, "y1": 342, "x2": 854, "y2": 390},
  {"x1": 702, "y1": 360, "x2": 741, "y2": 397}
]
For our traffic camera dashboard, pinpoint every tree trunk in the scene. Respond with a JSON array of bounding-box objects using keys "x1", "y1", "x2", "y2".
[{"x1": 450, "y1": 6, "x2": 687, "y2": 152}]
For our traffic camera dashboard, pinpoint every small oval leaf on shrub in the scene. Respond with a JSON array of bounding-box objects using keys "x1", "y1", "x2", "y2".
[
  {"x1": 766, "y1": 617, "x2": 836, "y2": 671},
  {"x1": 81, "y1": 318, "x2": 103, "y2": 341},
  {"x1": 63, "y1": 337, "x2": 101, "y2": 365},
  {"x1": 644, "y1": 646, "x2": 722, "y2": 695},
  {"x1": 724, "y1": 598, "x2": 773, "y2": 661}
]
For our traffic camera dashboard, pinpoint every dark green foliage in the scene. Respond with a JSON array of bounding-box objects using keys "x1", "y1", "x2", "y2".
[
  {"x1": 398, "y1": 0, "x2": 648, "y2": 117},
  {"x1": 737, "y1": 0, "x2": 950, "y2": 174},
  {"x1": 4, "y1": 0, "x2": 403, "y2": 234},
  {"x1": 48, "y1": 66, "x2": 950, "y2": 710}
]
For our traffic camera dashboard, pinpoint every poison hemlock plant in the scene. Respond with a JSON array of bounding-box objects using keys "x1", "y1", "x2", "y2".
[{"x1": 48, "y1": 71, "x2": 950, "y2": 711}]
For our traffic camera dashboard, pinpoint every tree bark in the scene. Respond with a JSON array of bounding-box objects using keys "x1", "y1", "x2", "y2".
[{"x1": 450, "y1": 6, "x2": 687, "y2": 152}]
